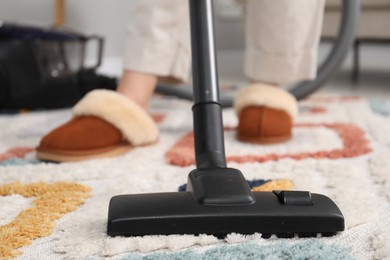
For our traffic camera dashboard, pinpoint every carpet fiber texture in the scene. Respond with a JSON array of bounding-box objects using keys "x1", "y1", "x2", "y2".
[{"x1": 0, "y1": 95, "x2": 389, "y2": 259}]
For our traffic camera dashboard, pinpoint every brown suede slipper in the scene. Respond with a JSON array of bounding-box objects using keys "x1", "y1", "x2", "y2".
[
  {"x1": 36, "y1": 90, "x2": 159, "y2": 162},
  {"x1": 234, "y1": 84, "x2": 298, "y2": 144}
]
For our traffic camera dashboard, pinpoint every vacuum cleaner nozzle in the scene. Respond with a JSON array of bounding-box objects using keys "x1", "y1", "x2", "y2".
[{"x1": 107, "y1": 167, "x2": 344, "y2": 237}]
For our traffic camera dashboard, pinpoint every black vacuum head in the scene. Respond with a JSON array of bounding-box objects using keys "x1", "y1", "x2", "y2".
[
  {"x1": 107, "y1": 191, "x2": 344, "y2": 238},
  {"x1": 107, "y1": 168, "x2": 344, "y2": 238}
]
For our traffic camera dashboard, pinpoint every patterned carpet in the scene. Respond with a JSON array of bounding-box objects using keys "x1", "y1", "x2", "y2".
[{"x1": 0, "y1": 95, "x2": 389, "y2": 259}]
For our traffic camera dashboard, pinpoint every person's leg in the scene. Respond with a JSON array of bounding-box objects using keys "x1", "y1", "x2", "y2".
[
  {"x1": 244, "y1": 0, "x2": 325, "y2": 85},
  {"x1": 118, "y1": 0, "x2": 191, "y2": 109},
  {"x1": 235, "y1": 0, "x2": 325, "y2": 144},
  {"x1": 36, "y1": 0, "x2": 191, "y2": 162}
]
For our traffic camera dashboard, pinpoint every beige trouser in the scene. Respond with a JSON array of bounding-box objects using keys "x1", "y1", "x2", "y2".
[{"x1": 124, "y1": 0, "x2": 325, "y2": 85}]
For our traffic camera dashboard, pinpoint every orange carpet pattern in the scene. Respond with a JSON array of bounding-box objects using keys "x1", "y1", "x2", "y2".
[{"x1": 0, "y1": 182, "x2": 91, "y2": 258}]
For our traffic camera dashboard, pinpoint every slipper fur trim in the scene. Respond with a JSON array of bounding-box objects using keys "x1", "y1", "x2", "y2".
[
  {"x1": 234, "y1": 84, "x2": 298, "y2": 119},
  {"x1": 73, "y1": 90, "x2": 158, "y2": 146}
]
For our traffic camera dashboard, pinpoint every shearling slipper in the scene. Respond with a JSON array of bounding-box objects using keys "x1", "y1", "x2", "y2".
[
  {"x1": 234, "y1": 84, "x2": 298, "y2": 144},
  {"x1": 36, "y1": 90, "x2": 159, "y2": 162}
]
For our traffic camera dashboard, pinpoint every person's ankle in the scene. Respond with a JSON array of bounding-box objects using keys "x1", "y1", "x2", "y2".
[
  {"x1": 116, "y1": 70, "x2": 158, "y2": 110},
  {"x1": 117, "y1": 91, "x2": 150, "y2": 110}
]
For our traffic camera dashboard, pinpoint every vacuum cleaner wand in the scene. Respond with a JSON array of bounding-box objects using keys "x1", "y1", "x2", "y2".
[
  {"x1": 190, "y1": 0, "x2": 227, "y2": 170},
  {"x1": 107, "y1": 0, "x2": 344, "y2": 238}
]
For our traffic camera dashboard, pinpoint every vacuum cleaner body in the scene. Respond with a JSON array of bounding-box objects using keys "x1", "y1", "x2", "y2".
[
  {"x1": 107, "y1": 0, "x2": 344, "y2": 238},
  {"x1": 0, "y1": 22, "x2": 116, "y2": 109}
]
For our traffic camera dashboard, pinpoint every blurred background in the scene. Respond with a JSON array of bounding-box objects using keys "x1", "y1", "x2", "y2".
[{"x1": 0, "y1": 0, "x2": 389, "y2": 98}]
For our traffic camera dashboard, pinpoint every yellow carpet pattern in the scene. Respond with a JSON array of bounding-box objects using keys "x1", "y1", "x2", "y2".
[
  {"x1": 252, "y1": 179, "x2": 293, "y2": 192},
  {"x1": 0, "y1": 182, "x2": 91, "y2": 259}
]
